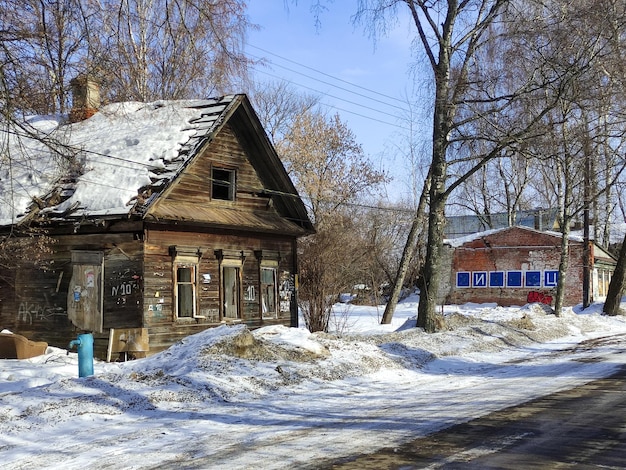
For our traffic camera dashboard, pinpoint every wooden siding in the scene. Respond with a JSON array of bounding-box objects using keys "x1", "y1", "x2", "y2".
[
  {"x1": 0, "y1": 232, "x2": 144, "y2": 358},
  {"x1": 143, "y1": 227, "x2": 297, "y2": 354},
  {"x1": 147, "y1": 124, "x2": 307, "y2": 235},
  {"x1": 152, "y1": 124, "x2": 268, "y2": 212}
]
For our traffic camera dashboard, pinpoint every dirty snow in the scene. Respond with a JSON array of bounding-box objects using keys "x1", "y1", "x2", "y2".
[{"x1": 2, "y1": 297, "x2": 626, "y2": 469}]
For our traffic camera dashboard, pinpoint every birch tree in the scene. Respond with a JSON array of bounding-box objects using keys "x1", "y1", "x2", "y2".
[
  {"x1": 597, "y1": 0, "x2": 626, "y2": 315},
  {"x1": 520, "y1": 0, "x2": 626, "y2": 314},
  {"x1": 355, "y1": 0, "x2": 581, "y2": 330},
  {"x1": 0, "y1": 0, "x2": 100, "y2": 114},
  {"x1": 96, "y1": 0, "x2": 252, "y2": 101},
  {"x1": 0, "y1": 0, "x2": 252, "y2": 112}
]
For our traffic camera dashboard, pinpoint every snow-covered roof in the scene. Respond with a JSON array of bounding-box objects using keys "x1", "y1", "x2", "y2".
[
  {"x1": 445, "y1": 225, "x2": 616, "y2": 261},
  {"x1": 444, "y1": 227, "x2": 508, "y2": 248},
  {"x1": 445, "y1": 224, "x2": 589, "y2": 248},
  {"x1": 0, "y1": 96, "x2": 236, "y2": 226}
]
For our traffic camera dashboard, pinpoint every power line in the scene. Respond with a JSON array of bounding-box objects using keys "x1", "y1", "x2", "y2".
[
  {"x1": 250, "y1": 66, "x2": 411, "y2": 132},
  {"x1": 247, "y1": 49, "x2": 411, "y2": 114},
  {"x1": 247, "y1": 43, "x2": 410, "y2": 107}
]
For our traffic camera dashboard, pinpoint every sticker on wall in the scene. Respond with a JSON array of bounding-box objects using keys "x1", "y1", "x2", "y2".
[{"x1": 85, "y1": 269, "x2": 95, "y2": 288}]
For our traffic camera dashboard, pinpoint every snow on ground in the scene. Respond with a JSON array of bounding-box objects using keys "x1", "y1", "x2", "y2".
[{"x1": 2, "y1": 297, "x2": 626, "y2": 469}]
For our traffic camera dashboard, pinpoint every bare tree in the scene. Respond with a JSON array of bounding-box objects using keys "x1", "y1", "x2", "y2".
[
  {"x1": 518, "y1": 0, "x2": 626, "y2": 314},
  {"x1": 98, "y1": 0, "x2": 252, "y2": 101},
  {"x1": 277, "y1": 109, "x2": 388, "y2": 332},
  {"x1": 380, "y1": 170, "x2": 430, "y2": 324},
  {"x1": 248, "y1": 81, "x2": 320, "y2": 144},
  {"x1": 354, "y1": 0, "x2": 583, "y2": 331},
  {"x1": 597, "y1": 0, "x2": 626, "y2": 314},
  {"x1": 278, "y1": 111, "x2": 387, "y2": 226},
  {"x1": 452, "y1": 151, "x2": 532, "y2": 228},
  {"x1": 0, "y1": 0, "x2": 253, "y2": 113},
  {"x1": 0, "y1": 0, "x2": 101, "y2": 114}
]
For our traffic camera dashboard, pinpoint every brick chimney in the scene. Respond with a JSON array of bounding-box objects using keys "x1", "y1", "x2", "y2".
[{"x1": 69, "y1": 74, "x2": 100, "y2": 122}]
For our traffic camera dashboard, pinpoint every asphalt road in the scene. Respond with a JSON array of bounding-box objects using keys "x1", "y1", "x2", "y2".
[{"x1": 325, "y1": 364, "x2": 626, "y2": 469}]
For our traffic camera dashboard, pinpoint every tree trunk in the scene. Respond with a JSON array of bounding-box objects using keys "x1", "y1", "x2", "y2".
[
  {"x1": 553, "y1": 224, "x2": 570, "y2": 316},
  {"x1": 414, "y1": 0, "x2": 453, "y2": 332},
  {"x1": 380, "y1": 172, "x2": 430, "y2": 324},
  {"x1": 603, "y1": 233, "x2": 626, "y2": 315},
  {"x1": 417, "y1": 189, "x2": 447, "y2": 332},
  {"x1": 417, "y1": 106, "x2": 448, "y2": 332}
]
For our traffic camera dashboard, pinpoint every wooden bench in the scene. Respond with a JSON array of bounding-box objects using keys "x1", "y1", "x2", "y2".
[{"x1": 0, "y1": 332, "x2": 49, "y2": 359}]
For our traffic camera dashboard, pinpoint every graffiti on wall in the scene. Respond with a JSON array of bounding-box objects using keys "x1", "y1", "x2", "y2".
[
  {"x1": 17, "y1": 300, "x2": 66, "y2": 325},
  {"x1": 279, "y1": 272, "x2": 295, "y2": 313},
  {"x1": 109, "y1": 269, "x2": 141, "y2": 306},
  {"x1": 527, "y1": 291, "x2": 553, "y2": 305}
]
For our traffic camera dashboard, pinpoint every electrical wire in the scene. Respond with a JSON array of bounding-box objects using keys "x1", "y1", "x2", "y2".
[
  {"x1": 247, "y1": 43, "x2": 411, "y2": 107},
  {"x1": 250, "y1": 66, "x2": 412, "y2": 131},
  {"x1": 247, "y1": 49, "x2": 411, "y2": 113},
  {"x1": 245, "y1": 42, "x2": 426, "y2": 134}
]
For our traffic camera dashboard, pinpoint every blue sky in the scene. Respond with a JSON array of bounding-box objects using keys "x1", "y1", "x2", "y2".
[{"x1": 245, "y1": 2, "x2": 431, "y2": 201}]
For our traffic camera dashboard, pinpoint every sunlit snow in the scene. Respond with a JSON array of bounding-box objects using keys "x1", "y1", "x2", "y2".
[
  {"x1": 2, "y1": 296, "x2": 626, "y2": 469},
  {"x1": 0, "y1": 100, "x2": 217, "y2": 225}
]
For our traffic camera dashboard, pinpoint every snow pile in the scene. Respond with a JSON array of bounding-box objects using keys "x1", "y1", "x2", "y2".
[{"x1": 2, "y1": 300, "x2": 626, "y2": 469}]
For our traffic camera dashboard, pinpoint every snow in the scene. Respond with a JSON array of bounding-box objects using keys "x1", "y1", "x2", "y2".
[
  {"x1": 0, "y1": 100, "x2": 223, "y2": 225},
  {"x1": 444, "y1": 225, "x2": 588, "y2": 248},
  {"x1": 3, "y1": 298, "x2": 626, "y2": 468}
]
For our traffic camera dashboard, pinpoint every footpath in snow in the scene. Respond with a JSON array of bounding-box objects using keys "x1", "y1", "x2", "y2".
[{"x1": 2, "y1": 299, "x2": 626, "y2": 469}]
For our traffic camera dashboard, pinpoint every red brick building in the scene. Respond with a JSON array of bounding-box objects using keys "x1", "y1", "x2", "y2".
[{"x1": 443, "y1": 226, "x2": 616, "y2": 307}]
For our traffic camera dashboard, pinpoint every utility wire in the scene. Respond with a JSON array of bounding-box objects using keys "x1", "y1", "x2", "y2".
[
  {"x1": 251, "y1": 66, "x2": 411, "y2": 131},
  {"x1": 247, "y1": 50, "x2": 410, "y2": 114},
  {"x1": 250, "y1": 66, "x2": 406, "y2": 121},
  {"x1": 247, "y1": 43, "x2": 410, "y2": 107}
]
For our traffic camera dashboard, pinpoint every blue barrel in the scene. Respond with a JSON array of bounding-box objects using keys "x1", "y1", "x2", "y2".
[{"x1": 68, "y1": 333, "x2": 94, "y2": 377}]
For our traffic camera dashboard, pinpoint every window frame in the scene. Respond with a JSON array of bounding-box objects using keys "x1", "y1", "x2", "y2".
[
  {"x1": 211, "y1": 166, "x2": 236, "y2": 201},
  {"x1": 260, "y1": 264, "x2": 279, "y2": 319},
  {"x1": 214, "y1": 249, "x2": 247, "y2": 322},
  {"x1": 221, "y1": 259, "x2": 242, "y2": 320},
  {"x1": 173, "y1": 255, "x2": 199, "y2": 320}
]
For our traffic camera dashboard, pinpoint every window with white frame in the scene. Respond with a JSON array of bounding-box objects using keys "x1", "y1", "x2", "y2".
[
  {"x1": 261, "y1": 266, "x2": 278, "y2": 319},
  {"x1": 174, "y1": 258, "x2": 198, "y2": 318}
]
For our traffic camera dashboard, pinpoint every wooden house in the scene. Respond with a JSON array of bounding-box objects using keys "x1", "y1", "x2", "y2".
[
  {"x1": 0, "y1": 92, "x2": 314, "y2": 359},
  {"x1": 442, "y1": 226, "x2": 616, "y2": 307}
]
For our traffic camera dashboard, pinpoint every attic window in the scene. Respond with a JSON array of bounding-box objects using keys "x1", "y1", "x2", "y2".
[{"x1": 211, "y1": 167, "x2": 236, "y2": 201}]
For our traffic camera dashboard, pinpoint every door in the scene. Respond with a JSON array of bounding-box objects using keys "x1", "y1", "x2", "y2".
[{"x1": 67, "y1": 251, "x2": 104, "y2": 333}]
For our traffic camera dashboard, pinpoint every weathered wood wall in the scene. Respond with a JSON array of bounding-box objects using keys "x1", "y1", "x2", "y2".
[
  {"x1": 143, "y1": 227, "x2": 297, "y2": 354},
  {"x1": 165, "y1": 124, "x2": 269, "y2": 211},
  {"x1": 0, "y1": 112, "x2": 309, "y2": 360},
  {"x1": 0, "y1": 230, "x2": 144, "y2": 358}
]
